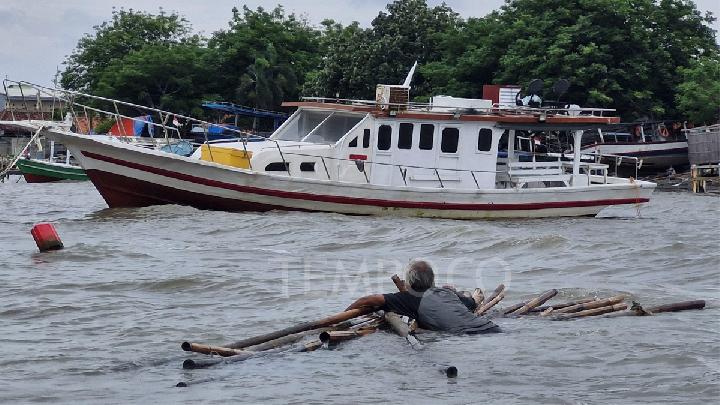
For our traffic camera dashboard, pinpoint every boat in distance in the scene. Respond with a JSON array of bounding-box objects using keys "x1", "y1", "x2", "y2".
[{"x1": 12, "y1": 79, "x2": 655, "y2": 219}]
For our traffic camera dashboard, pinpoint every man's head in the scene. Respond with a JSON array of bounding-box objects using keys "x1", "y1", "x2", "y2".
[{"x1": 405, "y1": 260, "x2": 435, "y2": 293}]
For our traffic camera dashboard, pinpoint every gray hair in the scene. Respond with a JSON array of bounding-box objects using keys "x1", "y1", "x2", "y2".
[{"x1": 405, "y1": 260, "x2": 435, "y2": 292}]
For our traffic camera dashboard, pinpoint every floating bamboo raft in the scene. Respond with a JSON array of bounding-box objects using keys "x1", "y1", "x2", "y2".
[{"x1": 177, "y1": 275, "x2": 706, "y2": 386}]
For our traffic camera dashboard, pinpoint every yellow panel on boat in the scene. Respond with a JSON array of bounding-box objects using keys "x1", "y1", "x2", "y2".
[{"x1": 200, "y1": 145, "x2": 252, "y2": 169}]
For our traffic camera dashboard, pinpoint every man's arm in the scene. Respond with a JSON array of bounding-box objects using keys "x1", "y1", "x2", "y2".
[{"x1": 345, "y1": 294, "x2": 385, "y2": 311}]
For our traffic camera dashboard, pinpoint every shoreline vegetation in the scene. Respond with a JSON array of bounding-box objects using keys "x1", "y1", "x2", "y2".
[{"x1": 48, "y1": 0, "x2": 720, "y2": 125}]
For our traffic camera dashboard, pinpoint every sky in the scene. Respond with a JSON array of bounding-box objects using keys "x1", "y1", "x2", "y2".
[{"x1": 0, "y1": 0, "x2": 718, "y2": 87}]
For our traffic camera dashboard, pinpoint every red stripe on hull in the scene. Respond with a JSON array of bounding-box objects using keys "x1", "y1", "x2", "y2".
[
  {"x1": 23, "y1": 173, "x2": 63, "y2": 183},
  {"x1": 81, "y1": 151, "x2": 650, "y2": 211}
]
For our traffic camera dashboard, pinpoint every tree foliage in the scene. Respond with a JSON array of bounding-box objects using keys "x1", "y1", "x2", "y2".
[
  {"x1": 61, "y1": 9, "x2": 194, "y2": 92},
  {"x1": 60, "y1": 0, "x2": 718, "y2": 121},
  {"x1": 306, "y1": 0, "x2": 460, "y2": 99},
  {"x1": 676, "y1": 55, "x2": 720, "y2": 124},
  {"x1": 207, "y1": 6, "x2": 321, "y2": 109}
]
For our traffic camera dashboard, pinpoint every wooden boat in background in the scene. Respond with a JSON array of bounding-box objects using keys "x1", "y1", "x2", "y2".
[{"x1": 16, "y1": 157, "x2": 87, "y2": 182}]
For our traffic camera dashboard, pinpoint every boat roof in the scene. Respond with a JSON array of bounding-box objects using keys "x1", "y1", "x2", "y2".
[{"x1": 282, "y1": 98, "x2": 620, "y2": 130}]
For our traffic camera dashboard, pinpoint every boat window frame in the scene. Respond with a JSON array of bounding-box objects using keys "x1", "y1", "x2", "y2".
[
  {"x1": 265, "y1": 162, "x2": 291, "y2": 172},
  {"x1": 419, "y1": 124, "x2": 434, "y2": 150},
  {"x1": 377, "y1": 124, "x2": 392, "y2": 151},
  {"x1": 363, "y1": 129, "x2": 371, "y2": 148},
  {"x1": 440, "y1": 127, "x2": 460, "y2": 154},
  {"x1": 300, "y1": 162, "x2": 316, "y2": 172},
  {"x1": 477, "y1": 128, "x2": 494, "y2": 153},
  {"x1": 398, "y1": 123, "x2": 414, "y2": 150}
]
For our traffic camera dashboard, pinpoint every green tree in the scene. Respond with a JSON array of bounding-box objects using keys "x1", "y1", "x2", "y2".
[
  {"x1": 208, "y1": 6, "x2": 321, "y2": 109},
  {"x1": 306, "y1": 0, "x2": 460, "y2": 100},
  {"x1": 474, "y1": 0, "x2": 717, "y2": 119},
  {"x1": 61, "y1": 9, "x2": 194, "y2": 92},
  {"x1": 94, "y1": 42, "x2": 211, "y2": 115},
  {"x1": 676, "y1": 55, "x2": 720, "y2": 124}
]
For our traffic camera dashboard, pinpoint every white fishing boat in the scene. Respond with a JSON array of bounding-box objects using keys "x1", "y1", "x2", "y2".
[{"x1": 7, "y1": 77, "x2": 655, "y2": 219}]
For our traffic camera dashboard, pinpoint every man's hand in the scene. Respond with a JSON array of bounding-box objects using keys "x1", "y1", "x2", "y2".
[{"x1": 345, "y1": 294, "x2": 385, "y2": 311}]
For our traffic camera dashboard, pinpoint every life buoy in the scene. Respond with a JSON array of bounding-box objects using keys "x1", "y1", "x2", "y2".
[{"x1": 659, "y1": 126, "x2": 670, "y2": 138}]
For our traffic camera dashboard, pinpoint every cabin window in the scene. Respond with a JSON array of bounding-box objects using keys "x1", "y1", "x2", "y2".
[
  {"x1": 419, "y1": 124, "x2": 434, "y2": 150},
  {"x1": 300, "y1": 162, "x2": 316, "y2": 172},
  {"x1": 377, "y1": 125, "x2": 392, "y2": 151},
  {"x1": 348, "y1": 136, "x2": 358, "y2": 148},
  {"x1": 265, "y1": 162, "x2": 290, "y2": 172},
  {"x1": 477, "y1": 128, "x2": 493, "y2": 152},
  {"x1": 398, "y1": 123, "x2": 413, "y2": 149},
  {"x1": 363, "y1": 129, "x2": 371, "y2": 148},
  {"x1": 441, "y1": 128, "x2": 459, "y2": 153}
]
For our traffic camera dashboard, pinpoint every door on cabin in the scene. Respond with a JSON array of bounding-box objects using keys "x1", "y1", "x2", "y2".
[
  {"x1": 401, "y1": 123, "x2": 440, "y2": 187},
  {"x1": 371, "y1": 123, "x2": 394, "y2": 186},
  {"x1": 436, "y1": 125, "x2": 461, "y2": 185}
]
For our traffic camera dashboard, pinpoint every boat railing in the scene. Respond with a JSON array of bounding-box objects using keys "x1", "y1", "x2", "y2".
[
  {"x1": 300, "y1": 96, "x2": 617, "y2": 118},
  {"x1": 2, "y1": 79, "x2": 263, "y2": 169},
  {"x1": 583, "y1": 151, "x2": 642, "y2": 178},
  {"x1": 268, "y1": 149, "x2": 499, "y2": 189}
]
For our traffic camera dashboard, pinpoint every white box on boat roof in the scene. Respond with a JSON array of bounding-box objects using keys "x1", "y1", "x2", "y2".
[{"x1": 430, "y1": 95, "x2": 492, "y2": 112}]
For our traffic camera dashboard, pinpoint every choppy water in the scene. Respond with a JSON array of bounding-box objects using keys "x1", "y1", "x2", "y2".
[{"x1": 0, "y1": 177, "x2": 718, "y2": 404}]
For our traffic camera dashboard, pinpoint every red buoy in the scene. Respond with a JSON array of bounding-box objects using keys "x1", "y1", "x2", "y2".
[{"x1": 31, "y1": 223, "x2": 64, "y2": 252}]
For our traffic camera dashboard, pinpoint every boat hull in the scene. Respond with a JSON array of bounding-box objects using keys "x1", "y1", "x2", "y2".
[
  {"x1": 581, "y1": 141, "x2": 689, "y2": 169},
  {"x1": 16, "y1": 158, "x2": 88, "y2": 183},
  {"x1": 47, "y1": 131, "x2": 656, "y2": 219}
]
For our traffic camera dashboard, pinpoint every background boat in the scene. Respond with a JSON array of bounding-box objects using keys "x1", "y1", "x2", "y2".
[{"x1": 16, "y1": 157, "x2": 87, "y2": 182}]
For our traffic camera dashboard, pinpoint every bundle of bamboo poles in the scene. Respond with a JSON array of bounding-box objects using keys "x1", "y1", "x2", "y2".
[
  {"x1": 179, "y1": 276, "x2": 706, "y2": 380},
  {"x1": 464, "y1": 283, "x2": 706, "y2": 321},
  {"x1": 180, "y1": 308, "x2": 387, "y2": 370}
]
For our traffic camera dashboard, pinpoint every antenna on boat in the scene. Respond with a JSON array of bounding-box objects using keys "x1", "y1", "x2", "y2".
[{"x1": 402, "y1": 61, "x2": 418, "y2": 88}]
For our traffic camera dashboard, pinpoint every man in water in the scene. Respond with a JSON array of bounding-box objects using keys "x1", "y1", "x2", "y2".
[{"x1": 346, "y1": 260, "x2": 500, "y2": 334}]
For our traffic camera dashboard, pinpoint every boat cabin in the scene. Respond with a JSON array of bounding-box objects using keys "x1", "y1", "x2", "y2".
[{"x1": 193, "y1": 88, "x2": 620, "y2": 191}]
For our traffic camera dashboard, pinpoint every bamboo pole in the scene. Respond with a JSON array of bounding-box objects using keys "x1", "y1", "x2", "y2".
[
  {"x1": 182, "y1": 307, "x2": 375, "y2": 351},
  {"x1": 242, "y1": 318, "x2": 374, "y2": 352},
  {"x1": 607, "y1": 300, "x2": 707, "y2": 318},
  {"x1": 552, "y1": 295, "x2": 626, "y2": 314},
  {"x1": 182, "y1": 318, "x2": 366, "y2": 356},
  {"x1": 510, "y1": 289, "x2": 558, "y2": 316},
  {"x1": 502, "y1": 302, "x2": 526, "y2": 315},
  {"x1": 539, "y1": 307, "x2": 554, "y2": 317},
  {"x1": 475, "y1": 284, "x2": 506, "y2": 315},
  {"x1": 391, "y1": 274, "x2": 407, "y2": 292},
  {"x1": 319, "y1": 328, "x2": 378, "y2": 344},
  {"x1": 182, "y1": 338, "x2": 326, "y2": 370},
  {"x1": 530, "y1": 298, "x2": 596, "y2": 313},
  {"x1": 553, "y1": 303, "x2": 628, "y2": 320},
  {"x1": 647, "y1": 300, "x2": 705, "y2": 314},
  {"x1": 483, "y1": 284, "x2": 505, "y2": 305},
  {"x1": 181, "y1": 343, "x2": 249, "y2": 357}
]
